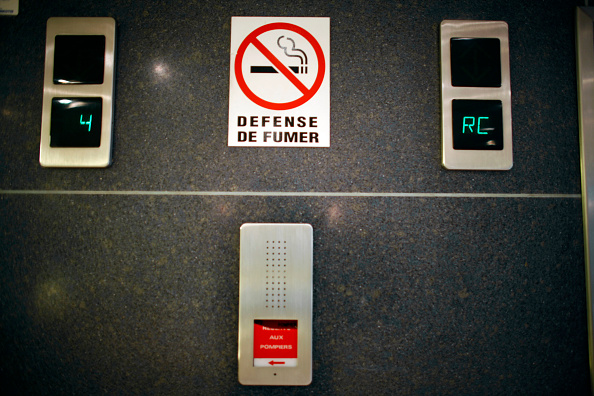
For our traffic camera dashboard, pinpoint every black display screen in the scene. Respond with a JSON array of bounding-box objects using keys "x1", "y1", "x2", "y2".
[
  {"x1": 452, "y1": 99, "x2": 503, "y2": 150},
  {"x1": 53, "y1": 35, "x2": 105, "y2": 84},
  {"x1": 450, "y1": 38, "x2": 501, "y2": 87},
  {"x1": 50, "y1": 98, "x2": 102, "y2": 147}
]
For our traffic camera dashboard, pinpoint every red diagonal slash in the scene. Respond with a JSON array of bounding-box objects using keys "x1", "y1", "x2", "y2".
[{"x1": 250, "y1": 37, "x2": 309, "y2": 95}]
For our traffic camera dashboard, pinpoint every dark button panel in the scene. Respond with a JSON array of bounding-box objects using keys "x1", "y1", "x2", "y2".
[
  {"x1": 452, "y1": 99, "x2": 503, "y2": 150},
  {"x1": 53, "y1": 35, "x2": 105, "y2": 84},
  {"x1": 450, "y1": 38, "x2": 501, "y2": 87},
  {"x1": 50, "y1": 97, "x2": 102, "y2": 147}
]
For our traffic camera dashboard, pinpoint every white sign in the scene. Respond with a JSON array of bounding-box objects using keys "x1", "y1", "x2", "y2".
[
  {"x1": 228, "y1": 17, "x2": 330, "y2": 147},
  {"x1": 0, "y1": 0, "x2": 19, "y2": 15}
]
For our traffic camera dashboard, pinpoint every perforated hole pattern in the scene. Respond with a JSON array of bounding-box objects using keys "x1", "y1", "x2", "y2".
[{"x1": 265, "y1": 240, "x2": 287, "y2": 309}]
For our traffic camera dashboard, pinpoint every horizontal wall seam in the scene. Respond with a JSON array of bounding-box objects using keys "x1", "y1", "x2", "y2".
[{"x1": 0, "y1": 190, "x2": 582, "y2": 198}]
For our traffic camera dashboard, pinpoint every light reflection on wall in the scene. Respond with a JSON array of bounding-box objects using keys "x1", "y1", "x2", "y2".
[
  {"x1": 153, "y1": 62, "x2": 170, "y2": 79},
  {"x1": 326, "y1": 203, "x2": 343, "y2": 226},
  {"x1": 33, "y1": 278, "x2": 70, "y2": 321}
]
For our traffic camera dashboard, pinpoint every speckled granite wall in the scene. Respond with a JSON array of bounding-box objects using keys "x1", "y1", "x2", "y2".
[{"x1": 0, "y1": 0, "x2": 590, "y2": 394}]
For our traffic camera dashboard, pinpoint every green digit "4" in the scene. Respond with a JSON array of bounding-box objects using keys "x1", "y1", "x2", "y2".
[{"x1": 80, "y1": 114, "x2": 92, "y2": 132}]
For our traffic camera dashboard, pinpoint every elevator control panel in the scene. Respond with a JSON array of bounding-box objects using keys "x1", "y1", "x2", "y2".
[
  {"x1": 238, "y1": 224, "x2": 313, "y2": 386},
  {"x1": 39, "y1": 17, "x2": 116, "y2": 167},
  {"x1": 440, "y1": 20, "x2": 512, "y2": 170}
]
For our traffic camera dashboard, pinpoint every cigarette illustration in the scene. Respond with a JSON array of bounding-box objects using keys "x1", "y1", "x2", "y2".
[{"x1": 251, "y1": 36, "x2": 308, "y2": 74}]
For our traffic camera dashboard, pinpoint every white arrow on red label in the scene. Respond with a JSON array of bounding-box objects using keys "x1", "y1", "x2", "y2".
[{"x1": 268, "y1": 360, "x2": 285, "y2": 366}]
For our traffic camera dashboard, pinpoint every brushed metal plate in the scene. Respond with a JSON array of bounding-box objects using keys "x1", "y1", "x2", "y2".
[
  {"x1": 576, "y1": 6, "x2": 594, "y2": 388},
  {"x1": 238, "y1": 223, "x2": 313, "y2": 386},
  {"x1": 39, "y1": 17, "x2": 116, "y2": 167},
  {"x1": 440, "y1": 20, "x2": 512, "y2": 170}
]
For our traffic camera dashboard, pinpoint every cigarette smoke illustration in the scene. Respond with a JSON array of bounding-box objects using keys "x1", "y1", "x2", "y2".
[
  {"x1": 249, "y1": 36, "x2": 309, "y2": 74},
  {"x1": 277, "y1": 36, "x2": 308, "y2": 74}
]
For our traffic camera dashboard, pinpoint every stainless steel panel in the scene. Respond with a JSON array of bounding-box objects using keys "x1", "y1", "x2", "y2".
[
  {"x1": 238, "y1": 223, "x2": 313, "y2": 386},
  {"x1": 440, "y1": 20, "x2": 513, "y2": 170},
  {"x1": 576, "y1": 6, "x2": 594, "y2": 388},
  {"x1": 39, "y1": 17, "x2": 116, "y2": 167}
]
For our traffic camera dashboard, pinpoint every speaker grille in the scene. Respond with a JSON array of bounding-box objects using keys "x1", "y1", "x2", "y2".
[{"x1": 265, "y1": 240, "x2": 287, "y2": 309}]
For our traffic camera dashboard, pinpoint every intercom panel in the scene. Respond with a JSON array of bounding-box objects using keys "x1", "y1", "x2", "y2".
[{"x1": 238, "y1": 223, "x2": 313, "y2": 386}]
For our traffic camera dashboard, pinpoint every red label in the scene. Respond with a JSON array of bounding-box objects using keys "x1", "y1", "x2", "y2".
[{"x1": 253, "y1": 320, "x2": 298, "y2": 359}]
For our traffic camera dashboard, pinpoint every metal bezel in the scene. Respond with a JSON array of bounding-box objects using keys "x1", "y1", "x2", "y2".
[
  {"x1": 238, "y1": 223, "x2": 313, "y2": 386},
  {"x1": 576, "y1": 6, "x2": 594, "y2": 389},
  {"x1": 39, "y1": 17, "x2": 116, "y2": 167},
  {"x1": 440, "y1": 20, "x2": 512, "y2": 170}
]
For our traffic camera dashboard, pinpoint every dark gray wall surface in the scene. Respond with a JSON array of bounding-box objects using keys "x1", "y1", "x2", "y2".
[{"x1": 0, "y1": 0, "x2": 589, "y2": 394}]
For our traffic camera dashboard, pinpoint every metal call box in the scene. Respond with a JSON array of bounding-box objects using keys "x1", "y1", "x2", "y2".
[
  {"x1": 440, "y1": 20, "x2": 512, "y2": 170},
  {"x1": 39, "y1": 17, "x2": 116, "y2": 167},
  {"x1": 238, "y1": 224, "x2": 313, "y2": 386}
]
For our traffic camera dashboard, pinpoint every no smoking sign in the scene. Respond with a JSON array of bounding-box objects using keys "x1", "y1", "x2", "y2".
[{"x1": 228, "y1": 17, "x2": 330, "y2": 147}]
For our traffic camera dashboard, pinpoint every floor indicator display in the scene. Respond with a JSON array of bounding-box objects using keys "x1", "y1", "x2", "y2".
[
  {"x1": 39, "y1": 17, "x2": 116, "y2": 167},
  {"x1": 238, "y1": 224, "x2": 313, "y2": 386},
  {"x1": 440, "y1": 20, "x2": 512, "y2": 170}
]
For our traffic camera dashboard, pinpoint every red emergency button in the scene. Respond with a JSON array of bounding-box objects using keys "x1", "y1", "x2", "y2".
[{"x1": 254, "y1": 320, "x2": 297, "y2": 367}]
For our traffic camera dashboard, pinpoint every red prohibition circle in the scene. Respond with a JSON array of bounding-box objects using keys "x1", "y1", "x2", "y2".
[{"x1": 234, "y1": 22, "x2": 326, "y2": 111}]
